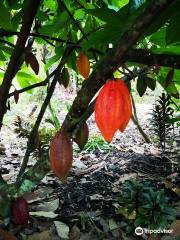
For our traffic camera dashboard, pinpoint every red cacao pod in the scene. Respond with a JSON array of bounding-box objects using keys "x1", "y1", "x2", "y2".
[
  {"x1": 74, "y1": 122, "x2": 89, "y2": 150},
  {"x1": 117, "y1": 79, "x2": 132, "y2": 132},
  {"x1": 76, "y1": 53, "x2": 90, "y2": 79},
  {"x1": 12, "y1": 197, "x2": 29, "y2": 225},
  {"x1": 95, "y1": 80, "x2": 124, "y2": 142},
  {"x1": 50, "y1": 130, "x2": 73, "y2": 180}
]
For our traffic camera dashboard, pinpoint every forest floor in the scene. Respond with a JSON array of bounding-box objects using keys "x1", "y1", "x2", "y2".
[{"x1": 0, "y1": 100, "x2": 180, "y2": 240}]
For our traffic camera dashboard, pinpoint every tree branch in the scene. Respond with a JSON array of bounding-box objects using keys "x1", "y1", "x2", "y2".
[
  {"x1": 8, "y1": 69, "x2": 57, "y2": 98},
  {"x1": 61, "y1": 0, "x2": 175, "y2": 133},
  {"x1": 126, "y1": 49, "x2": 180, "y2": 69},
  {"x1": 1, "y1": 31, "x2": 179, "y2": 69},
  {"x1": 131, "y1": 94, "x2": 151, "y2": 143},
  {"x1": 0, "y1": 0, "x2": 41, "y2": 130}
]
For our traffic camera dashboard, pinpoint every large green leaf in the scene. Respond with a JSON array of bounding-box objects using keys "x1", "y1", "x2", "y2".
[
  {"x1": 137, "y1": 76, "x2": 147, "y2": 97},
  {"x1": 107, "y1": 0, "x2": 129, "y2": 9},
  {"x1": 145, "y1": 77, "x2": 156, "y2": 91},
  {"x1": 43, "y1": 0, "x2": 58, "y2": 11},
  {"x1": 0, "y1": 51, "x2": 6, "y2": 61},
  {"x1": 149, "y1": 27, "x2": 166, "y2": 47},
  {"x1": 39, "y1": 11, "x2": 69, "y2": 35},
  {"x1": 151, "y1": 45, "x2": 180, "y2": 55},
  {"x1": 17, "y1": 78, "x2": 32, "y2": 94},
  {"x1": 17, "y1": 72, "x2": 39, "y2": 84},
  {"x1": 158, "y1": 67, "x2": 180, "y2": 98},
  {"x1": 0, "y1": 3, "x2": 12, "y2": 30},
  {"x1": 85, "y1": 8, "x2": 119, "y2": 24},
  {"x1": 83, "y1": 2, "x2": 148, "y2": 50},
  {"x1": 166, "y1": 11, "x2": 180, "y2": 45},
  {"x1": 143, "y1": 0, "x2": 180, "y2": 37}
]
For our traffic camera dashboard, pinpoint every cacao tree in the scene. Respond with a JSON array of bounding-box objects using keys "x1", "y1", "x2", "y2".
[{"x1": 0, "y1": 0, "x2": 180, "y2": 219}]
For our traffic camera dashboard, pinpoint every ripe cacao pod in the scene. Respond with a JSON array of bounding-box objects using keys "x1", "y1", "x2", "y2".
[
  {"x1": 50, "y1": 130, "x2": 73, "y2": 180},
  {"x1": 74, "y1": 122, "x2": 89, "y2": 150},
  {"x1": 95, "y1": 80, "x2": 124, "y2": 142},
  {"x1": 12, "y1": 197, "x2": 29, "y2": 225},
  {"x1": 76, "y1": 53, "x2": 90, "y2": 79},
  {"x1": 117, "y1": 79, "x2": 132, "y2": 132}
]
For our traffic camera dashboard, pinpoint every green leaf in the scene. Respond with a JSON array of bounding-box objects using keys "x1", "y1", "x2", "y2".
[
  {"x1": 1, "y1": 46, "x2": 14, "y2": 56},
  {"x1": 164, "y1": 69, "x2": 174, "y2": 88},
  {"x1": 166, "y1": 11, "x2": 180, "y2": 45},
  {"x1": 0, "y1": 3, "x2": 12, "y2": 30},
  {"x1": 0, "y1": 72, "x2": 4, "y2": 85},
  {"x1": 144, "y1": 0, "x2": 180, "y2": 37},
  {"x1": 39, "y1": 12, "x2": 69, "y2": 35},
  {"x1": 167, "y1": 117, "x2": 180, "y2": 123},
  {"x1": 11, "y1": 10, "x2": 22, "y2": 30},
  {"x1": 74, "y1": 9, "x2": 85, "y2": 21},
  {"x1": 145, "y1": 77, "x2": 156, "y2": 91},
  {"x1": 86, "y1": 8, "x2": 119, "y2": 23},
  {"x1": 0, "y1": 51, "x2": 6, "y2": 61},
  {"x1": 44, "y1": 54, "x2": 60, "y2": 71},
  {"x1": 83, "y1": 2, "x2": 147, "y2": 50},
  {"x1": 17, "y1": 71, "x2": 39, "y2": 86},
  {"x1": 16, "y1": 77, "x2": 32, "y2": 94},
  {"x1": 137, "y1": 77, "x2": 147, "y2": 97},
  {"x1": 149, "y1": 27, "x2": 166, "y2": 47},
  {"x1": 44, "y1": 0, "x2": 58, "y2": 11}
]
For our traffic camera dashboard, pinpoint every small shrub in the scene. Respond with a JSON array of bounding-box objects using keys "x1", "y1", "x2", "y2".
[{"x1": 117, "y1": 179, "x2": 176, "y2": 232}]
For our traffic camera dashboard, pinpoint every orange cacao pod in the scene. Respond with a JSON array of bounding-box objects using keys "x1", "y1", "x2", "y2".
[
  {"x1": 117, "y1": 79, "x2": 132, "y2": 132},
  {"x1": 50, "y1": 130, "x2": 73, "y2": 180},
  {"x1": 76, "y1": 53, "x2": 90, "y2": 79},
  {"x1": 95, "y1": 80, "x2": 124, "y2": 142}
]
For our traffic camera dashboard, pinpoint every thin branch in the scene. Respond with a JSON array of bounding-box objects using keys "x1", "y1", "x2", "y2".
[
  {"x1": 58, "y1": 0, "x2": 88, "y2": 40},
  {"x1": 1, "y1": 30, "x2": 180, "y2": 69},
  {"x1": 126, "y1": 49, "x2": 180, "y2": 69},
  {"x1": 0, "y1": 39, "x2": 15, "y2": 48},
  {"x1": 0, "y1": 0, "x2": 41, "y2": 130},
  {"x1": 8, "y1": 69, "x2": 56, "y2": 98},
  {"x1": 1, "y1": 31, "x2": 78, "y2": 46},
  {"x1": 58, "y1": 0, "x2": 98, "y2": 61},
  {"x1": 131, "y1": 94, "x2": 151, "y2": 143}
]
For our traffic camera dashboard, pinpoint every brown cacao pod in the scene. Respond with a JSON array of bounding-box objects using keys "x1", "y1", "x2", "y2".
[
  {"x1": 76, "y1": 53, "x2": 90, "y2": 79},
  {"x1": 60, "y1": 67, "x2": 70, "y2": 88},
  {"x1": 14, "y1": 90, "x2": 19, "y2": 104},
  {"x1": 12, "y1": 197, "x2": 29, "y2": 225},
  {"x1": 50, "y1": 130, "x2": 73, "y2": 180},
  {"x1": 25, "y1": 52, "x2": 39, "y2": 75},
  {"x1": 95, "y1": 80, "x2": 123, "y2": 142},
  {"x1": 74, "y1": 122, "x2": 89, "y2": 150}
]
